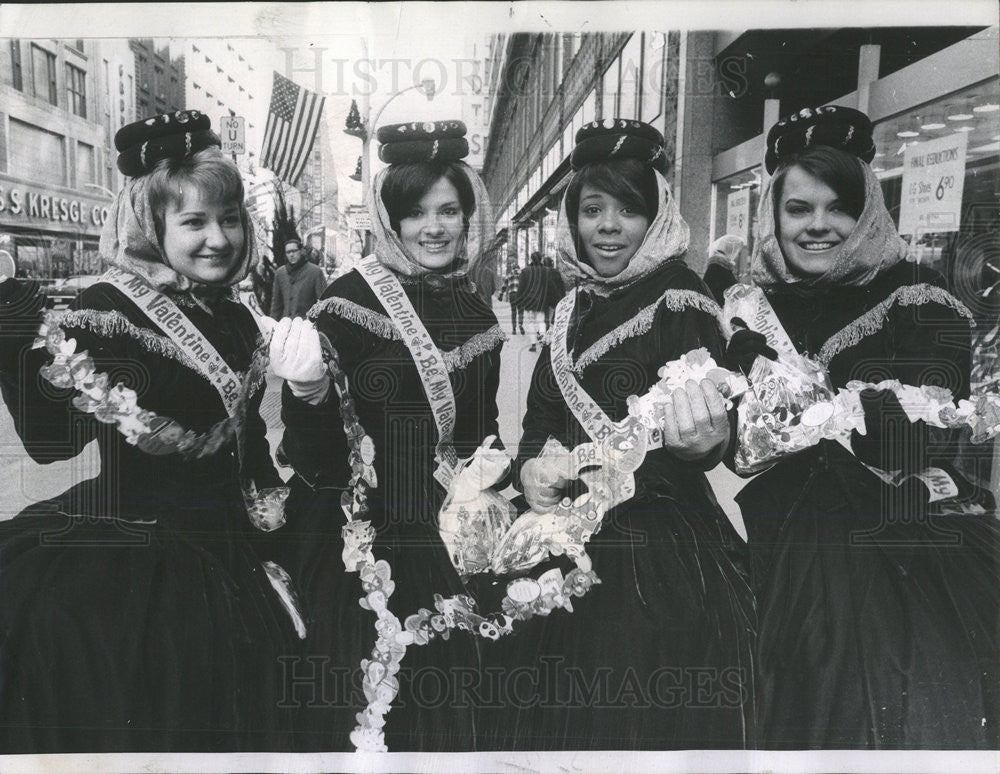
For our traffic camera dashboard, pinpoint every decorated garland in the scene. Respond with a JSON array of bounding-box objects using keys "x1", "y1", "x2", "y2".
[{"x1": 33, "y1": 308, "x2": 289, "y2": 531}]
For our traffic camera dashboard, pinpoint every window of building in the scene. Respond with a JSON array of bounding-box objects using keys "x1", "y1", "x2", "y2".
[
  {"x1": 76, "y1": 141, "x2": 95, "y2": 186},
  {"x1": 31, "y1": 44, "x2": 58, "y2": 105},
  {"x1": 641, "y1": 32, "x2": 667, "y2": 124},
  {"x1": 618, "y1": 34, "x2": 642, "y2": 121},
  {"x1": 582, "y1": 90, "x2": 596, "y2": 125},
  {"x1": 66, "y1": 63, "x2": 87, "y2": 118},
  {"x1": 10, "y1": 41, "x2": 23, "y2": 91},
  {"x1": 9, "y1": 118, "x2": 66, "y2": 186},
  {"x1": 601, "y1": 58, "x2": 619, "y2": 119}
]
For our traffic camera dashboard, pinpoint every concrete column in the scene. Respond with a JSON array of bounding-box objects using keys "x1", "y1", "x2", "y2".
[
  {"x1": 674, "y1": 31, "x2": 717, "y2": 275},
  {"x1": 761, "y1": 97, "x2": 782, "y2": 188},
  {"x1": 857, "y1": 44, "x2": 881, "y2": 114}
]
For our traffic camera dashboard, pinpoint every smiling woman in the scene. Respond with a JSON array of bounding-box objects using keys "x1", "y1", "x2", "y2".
[
  {"x1": 772, "y1": 146, "x2": 865, "y2": 278},
  {"x1": 476, "y1": 119, "x2": 756, "y2": 752},
  {"x1": 734, "y1": 104, "x2": 1000, "y2": 750},
  {"x1": 268, "y1": 120, "x2": 506, "y2": 752},
  {"x1": 384, "y1": 168, "x2": 474, "y2": 271},
  {"x1": 0, "y1": 112, "x2": 297, "y2": 752}
]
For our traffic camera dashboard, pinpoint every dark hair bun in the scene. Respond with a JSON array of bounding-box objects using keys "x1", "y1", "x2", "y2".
[
  {"x1": 114, "y1": 111, "x2": 221, "y2": 177},
  {"x1": 376, "y1": 120, "x2": 468, "y2": 164},
  {"x1": 376, "y1": 120, "x2": 466, "y2": 144},
  {"x1": 377, "y1": 137, "x2": 469, "y2": 164},
  {"x1": 765, "y1": 105, "x2": 875, "y2": 173},
  {"x1": 115, "y1": 110, "x2": 212, "y2": 151},
  {"x1": 571, "y1": 118, "x2": 668, "y2": 174}
]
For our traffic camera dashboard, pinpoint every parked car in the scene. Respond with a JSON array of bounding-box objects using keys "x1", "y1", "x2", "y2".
[{"x1": 44, "y1": 275, "x2": 102, "y2": 309}]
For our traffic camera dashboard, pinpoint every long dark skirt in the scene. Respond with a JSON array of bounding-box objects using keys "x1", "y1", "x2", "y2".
[
  {"x1": 475, "y1": 490, "x2": 757, "y2": 750},
  {"x1": 739, "y1": 440, "x2": 1000, "y2": 749},
  {"x1": 0, "y1": 508, "x2": 296, "y2": 753}
]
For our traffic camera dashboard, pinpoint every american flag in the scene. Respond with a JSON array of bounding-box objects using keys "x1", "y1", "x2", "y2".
[{"x1": 260, "y1": 72, "x2": 325, "y2": 188}]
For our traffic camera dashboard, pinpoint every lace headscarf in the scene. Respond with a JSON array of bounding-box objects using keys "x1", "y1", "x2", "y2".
[
  {"x1": 99, "y1": 166, "x2": 256, "y2": 297},
  {"x1": 555, "y1": 169, "x2": 690, "y2": 295},
  {"x1": 367, "y1": 161, "x2": 497, "y2": 293},
  {"x1": 751, "y1": 156, "x2": 907, "y2": 290}
]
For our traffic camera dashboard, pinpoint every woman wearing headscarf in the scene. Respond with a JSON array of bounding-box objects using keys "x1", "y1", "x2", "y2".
[
  {"x1": 270, "y1": 120, "x2": 505, "y2": 751},
  {"x1": 479, "y1": 119, "x2": 755, "y2": 751},
  {"x1": 704, "y1": 234, "x2": 745, "y2": 304},
  {"x1": 729, "y1": 105, "x2": 999, "y2": 749},
  {"x1": 0, "y1": 112, "x2": 297, "y2": 752}
]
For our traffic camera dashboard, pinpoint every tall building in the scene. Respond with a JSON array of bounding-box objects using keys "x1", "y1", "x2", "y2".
[
  {"x1": 0, "y1": 38, "x2": 135, "y2": 279},
  {"x1": 182, "y1": 39, "x2": 276, "y2": 179},
  {"x1": 129, "y1": 39, "x2": 185, "y2": 119}
]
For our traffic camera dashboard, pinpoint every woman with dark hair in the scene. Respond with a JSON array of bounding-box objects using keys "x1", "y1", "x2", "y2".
[
  {"x1": 729, "y1": 105, "x2": 999, "y2": 749},
  {"x1": 479, "y1": 120, "x2": 755, "y2": 751},
  {"x1": 269, "y1": 120, "x2": 505, "y2": 751},
  {"x1": 0, "y1": 112, "x2": 296, "y2": 752}
]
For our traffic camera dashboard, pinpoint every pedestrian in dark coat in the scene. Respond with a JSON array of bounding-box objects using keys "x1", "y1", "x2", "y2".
[
  {"x1": 541, "y1": 255, "x2": 565, "y2": 330},
  {"x1": 269, "y1": 237, "x2": 328, "y2": 318},
  {"x1": 730, "y1": 105, "x2": 999, "y2": 749},
  {"x1": 0, "y1": 113, "x2": 297, "y2": 753},
  {"x1": 514, "y1": 252, "x2": 551, "y2": 350}
]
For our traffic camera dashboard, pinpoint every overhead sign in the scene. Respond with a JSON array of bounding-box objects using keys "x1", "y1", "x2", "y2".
[
  {"x1": 220, "y1": 116, "x2": 246, "y2": 155},
  {"x1": 726, "y1": 188, "x2": 751, "y2": 242},
  {"x1": 0, "y1": 178, "x2": 109, "y2": 230},
  {"x1": 898, "y1": 132, "x2": 968, "y2": 236}
]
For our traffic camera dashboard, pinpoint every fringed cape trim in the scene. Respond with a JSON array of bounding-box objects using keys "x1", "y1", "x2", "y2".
[
  {"x1": 571, "y1": 289, "x2": 722, "y2": 373},
  {"x1": 816, "y1": 284, "x2": 974, "y2": 367},
  {"x1": 309, "y1": 297, "x2": 505, "y2": 372}
]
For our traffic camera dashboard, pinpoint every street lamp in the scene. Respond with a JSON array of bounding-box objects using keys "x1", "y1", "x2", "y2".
[
  {"x1": 350, "y1": 78, "x2": 436, "y2": 253},
  {"x1": 83, "y1": 182, "x2": 115, "y2": 199}
]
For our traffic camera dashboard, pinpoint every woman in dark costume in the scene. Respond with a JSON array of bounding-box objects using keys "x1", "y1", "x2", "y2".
[
  {"x1": 0, "y1": 112, "x2": 297, "y2": 752},
  {"x1": 479, "y1": 119, "x2": 756, "y2": 751},
  {"x1": 730, "y1": 105, "x2": 999, "y2": 749},
  {"x1": 270, "y1": 121, "x2": 505, "y2": 751}
]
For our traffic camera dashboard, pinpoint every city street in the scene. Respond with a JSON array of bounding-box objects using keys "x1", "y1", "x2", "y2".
[{"x1": 0, "y1": 298, "x2": 746, "y2": 537}]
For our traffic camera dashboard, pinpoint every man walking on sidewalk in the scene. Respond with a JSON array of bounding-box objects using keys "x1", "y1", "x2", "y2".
[{"x1": 270, "y1": 238, "x2": 328, "y2": 319}]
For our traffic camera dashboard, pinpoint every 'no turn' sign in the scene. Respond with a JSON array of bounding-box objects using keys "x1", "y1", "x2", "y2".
[{"x1": 220, "y1": 116, "x2": 246, "y2": 155}]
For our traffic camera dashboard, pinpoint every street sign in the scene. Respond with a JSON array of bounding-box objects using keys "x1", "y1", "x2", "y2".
[
  {"x1": 349, "y1": 209, "x2": 373, "y2": 232},
  {"x1": 220, "y1": 116, "x2": 246, "y2": 155}
]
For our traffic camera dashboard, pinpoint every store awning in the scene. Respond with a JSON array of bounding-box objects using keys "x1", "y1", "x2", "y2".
[{"x1": 512, "y1": 156, "x2": 573, "y2": 227}]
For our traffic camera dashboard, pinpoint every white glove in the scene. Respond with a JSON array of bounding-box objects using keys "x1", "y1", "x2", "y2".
[{"x1": 269, "y1": 317, "x2": 329, "y2": 404}]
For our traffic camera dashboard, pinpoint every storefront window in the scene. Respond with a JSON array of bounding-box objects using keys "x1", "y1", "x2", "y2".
[
  {"x1": 712, "y1": 166, "x2": 762, "y2": 281},
  {"x1": 873, "y1": 78, "x2": 1000, "y2": 389}
]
